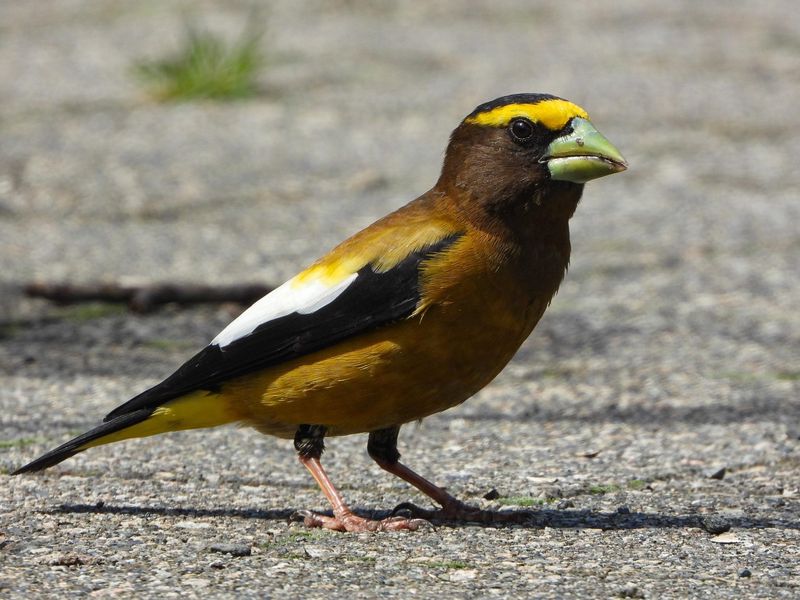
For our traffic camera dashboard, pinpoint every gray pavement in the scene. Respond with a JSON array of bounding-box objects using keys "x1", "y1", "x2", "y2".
[{"x1": 1, "y1": 1, "x2": 799, "y2": 598}]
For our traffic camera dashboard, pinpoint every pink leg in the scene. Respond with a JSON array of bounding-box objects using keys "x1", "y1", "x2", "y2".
[
  {"x1": 368, "y1": 427, "x2": 528, "y2": 524},
  {"x1": 296, "y1": 455, "x2": 426, "y2": 532},
  {"x1": 373, "y1": 457, "x2": 524, "y2": 523}
]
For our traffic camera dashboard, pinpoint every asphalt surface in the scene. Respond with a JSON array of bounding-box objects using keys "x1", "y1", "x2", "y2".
[{"x1": 1, "y1": 1, "x2": 799, "y2": 598}]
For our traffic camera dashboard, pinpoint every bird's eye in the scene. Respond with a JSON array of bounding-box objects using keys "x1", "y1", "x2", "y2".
[{"x1": 509, "y1": 118, "x2": 535, "y2": 143}]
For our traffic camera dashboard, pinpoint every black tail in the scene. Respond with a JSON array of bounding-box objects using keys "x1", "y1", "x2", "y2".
[{"x1": 12, "y1": 409, "x2": 152, "y2": 475}]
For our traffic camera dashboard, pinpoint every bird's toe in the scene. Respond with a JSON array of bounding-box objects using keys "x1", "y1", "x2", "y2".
[
  {"x1": 392, "y1": 499, "x2": 534, "y2": 525},
  {"x1": 291, "y1": 508, "x2": 426, "y2": 532}
]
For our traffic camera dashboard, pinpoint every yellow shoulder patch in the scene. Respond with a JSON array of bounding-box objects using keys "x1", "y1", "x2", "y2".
[
  {"x1": 465, "y1": 98, "x2": 589, "y2": 131},
  {"x1": 296, "y1": 219, "x2": 457, "y2": 284}
]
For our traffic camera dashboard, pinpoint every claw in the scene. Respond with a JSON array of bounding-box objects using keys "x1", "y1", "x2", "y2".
[
  {"x1": 391, "y1": 507, "x2": 415, "y2": 519},
  {"x1": 289, "y1": 509, "x2": 315, "y2": 522},
  {"x1": 391, "y1": 502, "x2": 435, "y2": 519}
]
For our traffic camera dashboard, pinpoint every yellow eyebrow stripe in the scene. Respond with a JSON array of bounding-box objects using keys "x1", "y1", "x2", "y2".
[{"x1": 465, "y1": 99, "x2": 589, "y2": 131}]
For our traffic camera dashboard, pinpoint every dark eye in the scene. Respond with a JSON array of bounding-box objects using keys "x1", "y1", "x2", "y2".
[{"x1": 509, "y1": 118, "x2": 534, "y2": 143}]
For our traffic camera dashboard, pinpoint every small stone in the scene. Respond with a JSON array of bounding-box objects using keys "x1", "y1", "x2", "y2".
[
  {"x1": 483, "y1": 488, "x2": 500, "y2": 500},
  {"x1": 739, "y1": 568, "x2": 752, "y2": 578},
  {"x1": 528, "y1": 477, "x2": 558, "y2": 485},
  {"x1": 49, "y1": 553, "x2": 86, "y2": 566},
  {"x1": 449, "y1": 569, "x2": 477, "y2": 582},
  {"x1": 710, "y1": 532, "x2": 741, "y2": 544},
  {"x1": 616, "y1": 505, "x2": 631, "y2": 515},
  {"x1": 175, "y1": 521, "x2": 212, "y2": 530},
  {"x1": 701, "y1": 515, "x2": 731, "y2": 534},
  {"x1": 208, "y1": 543, "x2": 251, "y2": 557},
  {"x1": 617, "y1": 584, "x2": 645, "y2": 598},
  {"x1": 557, "y1": 500, "x2": 575, "y2": 510},
  {"x1": 708, "y1": 468, "x2": 726, "y2": 480},
  {"x1": 538, "y1": 486, "x2": 563, "y2": 500},
  {"x1": 303, "y1": 546, "x2": 327, "y2": 559}
]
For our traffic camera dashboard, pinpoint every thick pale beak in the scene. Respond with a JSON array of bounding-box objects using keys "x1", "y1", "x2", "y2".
[{"x1": 543, "y1": 117, "x2": 628, "y2": 183}]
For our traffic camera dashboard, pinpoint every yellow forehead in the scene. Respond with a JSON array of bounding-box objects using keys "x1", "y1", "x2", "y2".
[{"x1": 465, "y1": 99, "x2": 589, "y2": 131}]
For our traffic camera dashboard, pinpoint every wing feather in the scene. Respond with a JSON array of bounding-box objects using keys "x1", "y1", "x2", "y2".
[
  {"x1": 104, "y1": 234, "x2": 461, "y2": 421},
  {"x1": 212, "y1": 273, "x2": 358, "y2": 347}
]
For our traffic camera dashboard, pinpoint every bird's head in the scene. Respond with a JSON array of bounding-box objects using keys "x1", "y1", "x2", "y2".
[{"x1": 439, "y1": 93, "x2": 627, "y2": 224}]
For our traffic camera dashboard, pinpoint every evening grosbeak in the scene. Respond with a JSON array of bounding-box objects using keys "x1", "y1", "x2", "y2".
[{"x1": 15, "y1": 93, "x2": 627, "y2": 532}]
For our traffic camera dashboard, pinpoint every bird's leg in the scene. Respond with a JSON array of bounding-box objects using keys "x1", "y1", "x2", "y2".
[
  {"x1": 293, "y1": 424, "x2": 423, "y2": 532},
  {"x1": 368, "y1": 426, "x2": 527, "y2": 524}
]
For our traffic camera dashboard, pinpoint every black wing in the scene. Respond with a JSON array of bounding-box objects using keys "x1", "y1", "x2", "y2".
[{"x1": 104, "y1": 235, "x2": 460, "y2": 421}]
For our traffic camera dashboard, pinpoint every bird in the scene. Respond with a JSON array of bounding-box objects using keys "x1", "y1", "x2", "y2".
[{"x1": 14, "y1": 93, "x2": 627, "y2": 532}]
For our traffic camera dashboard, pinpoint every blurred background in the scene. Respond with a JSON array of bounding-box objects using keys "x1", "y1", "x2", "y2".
[
  {"x1": 1, "y1": 1, "x2": 799, "y2": 595},
  {"x1": 2, "y1": 0, "x2": 797, "y2": 416}
]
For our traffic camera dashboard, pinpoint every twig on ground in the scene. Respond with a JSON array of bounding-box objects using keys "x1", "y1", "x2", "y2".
[{"x1": 24, "y1": 281, "x2": 273, "y2": 313}]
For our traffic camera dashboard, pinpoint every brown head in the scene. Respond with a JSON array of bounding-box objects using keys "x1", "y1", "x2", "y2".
[{"x1": 437, "y1": 93, "x2": 627, "y2": 234}]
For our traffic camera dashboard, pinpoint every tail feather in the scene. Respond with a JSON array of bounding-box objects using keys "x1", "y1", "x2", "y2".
[
  {"x1": 12, "y1": 409, "x2": 152, "y2": 475},
  {"x1": 14, "y1": 390, "x2": 235, "y2": 475}
]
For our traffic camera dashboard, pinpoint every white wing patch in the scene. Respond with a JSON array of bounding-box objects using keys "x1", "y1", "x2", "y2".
[{"x1": 212, "y1": 272, "x2": 359, "y2": 348}]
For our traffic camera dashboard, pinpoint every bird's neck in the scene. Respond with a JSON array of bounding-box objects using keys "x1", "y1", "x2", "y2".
[
  {"x1": 436, "y1": 179, "x2": 580, "y2": 248},
  {"x1": 433, "y1": 182, "x2": 579, "y2": 301}
]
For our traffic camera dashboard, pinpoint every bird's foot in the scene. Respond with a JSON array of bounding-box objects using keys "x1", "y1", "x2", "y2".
[
  {"x1": 291, "y1": 509, "x2": 428, "y2": 532},
  {"x1": 393, "y1": 500, "x2": 532, "y2": 524}
]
